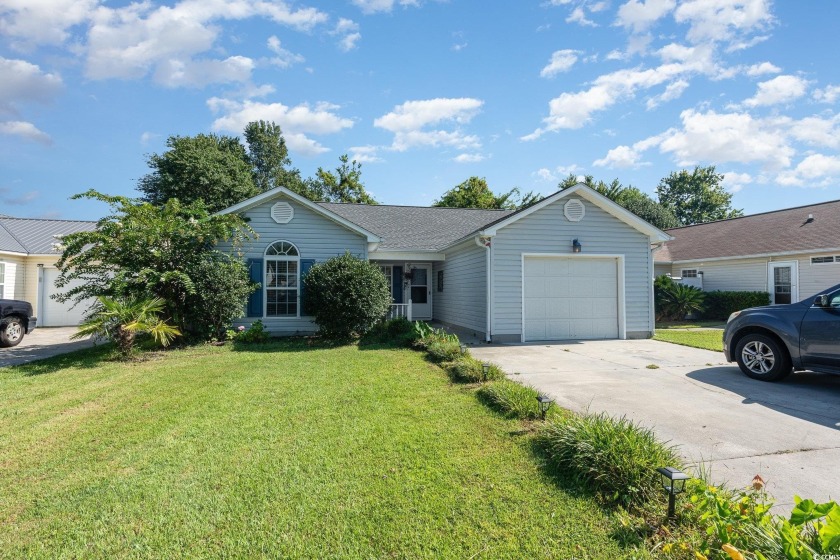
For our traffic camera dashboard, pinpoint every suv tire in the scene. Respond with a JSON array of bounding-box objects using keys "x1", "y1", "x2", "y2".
[
  {"x1": 735, "y1": 334, "x2": 792, "y2": 382},
  {"x1": 0, "y1": 316, "x2": 25, "y2": 348}
]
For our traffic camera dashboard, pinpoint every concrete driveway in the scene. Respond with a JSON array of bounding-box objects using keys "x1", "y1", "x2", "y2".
[
  {"x1": 470, "y1": 339, "x2": 840, "y2": 509},
  {"x1": 0, "y1": 327, "x2": 94, "y2": 368}
]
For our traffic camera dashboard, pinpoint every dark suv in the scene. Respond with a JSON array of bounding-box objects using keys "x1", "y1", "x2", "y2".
[
  {"x1": 723, "y1": 283, "x2": 840, "y2": 381},
  {"x1": 0, "y1": 299, "x2": 37, "y2": 348}
]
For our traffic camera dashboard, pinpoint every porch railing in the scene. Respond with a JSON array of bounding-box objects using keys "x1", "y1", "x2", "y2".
[{"x1": 387, "y1": 300, "x2": 412, "y2": 321}]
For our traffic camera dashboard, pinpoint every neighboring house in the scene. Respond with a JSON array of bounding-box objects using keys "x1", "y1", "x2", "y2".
[
  {"x1": 218, "y1": 183, "x2": 671, "y2": 342},
  {"x1": 0, "y1": 216, "x2": 97, "y2": 326},
  {"x1": 654, "y1": 199, "x2": 840, "y2": 305}
]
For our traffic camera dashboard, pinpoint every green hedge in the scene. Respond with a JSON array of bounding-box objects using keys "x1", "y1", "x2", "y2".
[{"x1": 701, "y1": 291, "x2": 770, "y2": 320}]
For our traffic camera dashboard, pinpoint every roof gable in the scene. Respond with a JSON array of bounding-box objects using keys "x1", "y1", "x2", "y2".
[
  {"x1": 656, "y1": 199, "x2": 840, "y2": 263},
  {"x1": 216, "y1": 187, "x2": 382, "y2": 243},
  {"x1": 478, "y1": 184, "x2": 672, "y2": 243},
  {"x1": 0, "y1": 217, "x2": 97, "y2": 255}
]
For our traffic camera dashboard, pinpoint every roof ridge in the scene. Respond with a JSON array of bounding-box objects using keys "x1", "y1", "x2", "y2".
[
  {"x1": 317, "y1": 201, "x2": 512, "y2": 212},
  {"x1": 0, "y1": 216, "x2": 97, "y2": 224},
  {"x1": 665, "y1": 198, "x2": 840, "y2": 231},
  {"x1": 0, "y1": 219, "x2": 30, "y2": 253}
]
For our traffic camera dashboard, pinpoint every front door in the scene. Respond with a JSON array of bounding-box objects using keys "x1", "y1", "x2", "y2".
[
  {"x1": 800, "y1": 288, "x2": 840, "y2": 371},
  {"x1": 409, "y1": 264, "x2": 432, "y2": 319},
  {"x1": 768, "y1": 262, "x2": 798, "y2": 305}
]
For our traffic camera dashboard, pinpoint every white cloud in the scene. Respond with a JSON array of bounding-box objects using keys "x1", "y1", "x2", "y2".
[
  {"x1": 646, "y1": 79, "x2": 689, "y2": 109},
  {"x1": 533, "y1": 168, "x2": 557, "y2": 182},
  {"x1": 567, "y1": 7, "x2": 597, "y2": 26},
  {"x1": 332, "y1": 18, "x2": 361, "y2": 51},
  {"x1": 0, "y1": 0, "x2": 97, "y2": 48},
  {"x1": 594, "y1": 145, "x2": 644, "y2": 168},
  {"x1": 674, "y1": 0, "x2": 774, "y2": 46},
  {"x1": 813, "y1": 85, "x2": 840, "y2": 104},
  {"x1": 208, "y1": 98, "x2": 353, "y2": 156},
  {"x1": 348, "y1": 145, "x2": 382, "y2": 163},
  {"x1": 0, "y1": 120, "x2": 52, "y2": 144},
  {"x1": 540, "y1": 49, "x2": 579, "y2": 78},
  {"x1": 154, "y1": 56, "x2": 254, "y2": 88},
  {"x1": 743, "y1": 75, "x2": 808, "y2": 107},
  {"x1": 373, "y1": 98, "x2": 484, "y2": 152},
  {"x1": 0, "y1": 57, "x2": 63, "y2": 115},
  {"x1": 351, "y1": 0, "x2": 419, "y2": 14},
  {"x1": 267, "y1": 36, "x2": 304, "y2": 68},
  {"x1": 453, "y1": 153, "x2": 485, "y2": 163},
  {"x1": 615, "y1": 0, "x2": 675, "y2": 32},
  {"x1": 787, "y1": 114, "x2": 840, "y2": 149},
  {"x1": 776, "y1": 154, "x2": 840, "y2": 187},
  {"x1": 140, "y1": 131, "x2": 159, "y2": 145},
  {"x1": 0, "y1": 186, "x2": 40, "y2": 206},
  {"x1": 746, "y1": 61, "x2": 781, "y2": 77},
  {"x1": 720, "y1": 171, "x2": 752, "y2": 192}
]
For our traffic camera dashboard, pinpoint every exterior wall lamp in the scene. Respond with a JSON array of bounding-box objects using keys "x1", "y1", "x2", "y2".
[
  {"x1": 572, "y1": 239, "x2": 582, "y2": 253},
  {"x1": 656, "y1": 467, "x2": 690, "y2": 521}
]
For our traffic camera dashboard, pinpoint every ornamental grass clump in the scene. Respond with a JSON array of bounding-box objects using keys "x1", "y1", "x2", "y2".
[
  {"x1": 426, "y1": 339, "x2": 462, "y2": 362},
  {"x1": 448, "y1": 356, "x2": 504, "y2": 383},
  {"x1": 476, "y1": 379, "x2": 560, "y2": 420},
  {"x1": 536, "y1": 412, "x2": 681, "y2": 509}
]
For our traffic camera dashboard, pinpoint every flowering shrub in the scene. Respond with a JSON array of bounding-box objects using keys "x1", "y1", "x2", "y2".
[{"x1": 226, "y1": 320, "x2": 270, "y2": 343}]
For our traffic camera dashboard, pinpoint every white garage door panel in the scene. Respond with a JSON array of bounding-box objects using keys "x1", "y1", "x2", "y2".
[
  {"x1": 523, "y1": 256, "x2": 620, "y2": 341},
  {"x1": 42, "y1": 268, "x2": 94, "y2": 326}
]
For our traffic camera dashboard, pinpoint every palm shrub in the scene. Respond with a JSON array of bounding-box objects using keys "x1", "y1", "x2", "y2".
[
  {"x1": 72, "y1": 296, "x2": 181, "y2": 358},
  {"x1": 477, "y1": 379, "x2": 561, "y2": 420},
  {"x1": 303, "y1": 253, "x2": 392, "y2": 339},
  {"x1": 659, "y1": 282, "x2": 706, "y2": 321},
  {"x1": 536, "y1": 412, "x2": 680, "y2": 508}
]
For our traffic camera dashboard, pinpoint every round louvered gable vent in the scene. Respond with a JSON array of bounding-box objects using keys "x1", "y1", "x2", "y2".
[
  {"x1": 271, "y1": 201, "x2": 294, "y2": 224},
  {"x1": 564, "y1": 198, "x2": 585, "y2": 222}
]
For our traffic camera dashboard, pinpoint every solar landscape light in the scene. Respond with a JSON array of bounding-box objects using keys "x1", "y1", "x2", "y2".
[
  {"x1": 482, "y1": 363, "x2": 490, "y2": 382},
  {"x1": 656, "y1": 467, "x2": 690, "y2": 521},
  {"x1": 460, "y1": 343, "x2": 467, "y2": 354},
  {"x1": 536, "y1": 394, "x2": 553, "y2": 420}
]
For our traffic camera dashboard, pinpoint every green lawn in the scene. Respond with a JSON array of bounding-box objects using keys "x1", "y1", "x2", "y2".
[
  {"x1": 653, "y1": 329, "x2": 724, "y2": 352},
  {"x1": 655, "y1": 320, "x2": 725, "y2": 330},
  {"x1": 0, "y1": 341, "x2": 634, "y2": 559}
]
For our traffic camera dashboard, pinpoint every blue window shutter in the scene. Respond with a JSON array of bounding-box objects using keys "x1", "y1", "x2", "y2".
[
  {"x1": 300, "y1": 259, "x2": 316, "y2": 315},
  {"x1": 247, "y1": 258, "x2": 263, "y2": 317},
  {"x1": 392, "y1": 265, "x2": 403, "y2": 304}
]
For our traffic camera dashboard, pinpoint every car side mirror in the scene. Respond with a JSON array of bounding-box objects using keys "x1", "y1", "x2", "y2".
[{"x1": 814, "y1": 295, "x2": 829, "y2": 307}]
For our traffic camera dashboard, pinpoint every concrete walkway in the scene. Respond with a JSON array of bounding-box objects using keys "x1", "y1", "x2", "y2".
[
  {"x1": 0, "y1": 327, "x2": 95, "y2": 368},
  {"x1": 470, "y1": 339, "x2": 840, "y2": 510}
]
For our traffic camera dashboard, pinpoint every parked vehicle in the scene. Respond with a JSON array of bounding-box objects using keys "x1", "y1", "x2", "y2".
[
  {"x1": 0, "y1": 299, "x2": 37, "y2": 348},
  {"x1": 723, "y1": 283, "x2": 840, "y2": 381}
]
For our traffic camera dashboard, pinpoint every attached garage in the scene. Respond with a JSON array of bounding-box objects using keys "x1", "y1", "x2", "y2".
[
  {"x1": 523, "y1": 255, "x2": 623, "y2": 341},
  {"x1": 39, "y1": 268, "x2": 93, "y2": 326}
]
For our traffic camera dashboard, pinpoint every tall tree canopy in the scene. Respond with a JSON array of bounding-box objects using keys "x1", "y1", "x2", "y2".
[
  {"x1": 243, "y1": 120, "x2": 308, "y2": 195},
  {"x1": 558, "y1": 174, "x2": 679, "y2": 230},
  {"x1": 656, "y1": 166, "x2": 743, "y2": 226},
  {"x1": 308, "y1": 154, "x2": 378, "y2": 204},
  {"x1": 138, "y1": 134, "x2": 258, "y2": 213},
  {"x1": 434, "y1": 177, "x2": 540, "y2": 210}
]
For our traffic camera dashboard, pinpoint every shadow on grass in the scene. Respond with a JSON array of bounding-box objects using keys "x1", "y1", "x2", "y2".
[
  {"x1": 9, "y1": 343, "x2": 116, "y2": 376},
  {"x1": 228, "y1": 336, "x2": 353, "y2": 354}
]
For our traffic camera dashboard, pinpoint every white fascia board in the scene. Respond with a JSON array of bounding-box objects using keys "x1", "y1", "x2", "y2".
[
  {"x1": 215, "y1": 187, "x2": 382, "y2": 243},
  {"x1": 479, "y1": 183, "x2": 673, "y2": 243},
  {"x1": 368, "y1": 250, "x2": 446, "y2": 262},
  {"x1": 670, "y1": 247, "x2": 840, "y2": 265},
  {"x1": 0, "y1": 250, "x2": 28, "y2": 257}
]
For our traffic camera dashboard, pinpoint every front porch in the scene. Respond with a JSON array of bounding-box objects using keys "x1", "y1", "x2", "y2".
[{"x1": 375, "y1": 260, "x2": 435, "y2": 321}]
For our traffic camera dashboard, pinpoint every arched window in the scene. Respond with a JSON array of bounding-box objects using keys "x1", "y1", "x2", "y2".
[{"x1": 264, "y1": 241, "x2": 300, "y2": 317}]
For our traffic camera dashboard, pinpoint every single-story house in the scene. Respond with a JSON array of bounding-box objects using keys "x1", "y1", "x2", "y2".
[
  {"x1": 218, "y1": 183, "x2": 671, "y2": 342},
  {"x1": 654, "y1": 199, "x2": 840, "y2": 304},
  {"x1": 0, "y1": 215, "x2": 97, "y2": 326}
]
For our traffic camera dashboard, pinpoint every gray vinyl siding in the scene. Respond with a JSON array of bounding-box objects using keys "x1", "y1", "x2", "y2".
[
  {"x1": 221, "y1": 194, "x2": 368, "y2": 335},
  {"x1": 433, "y1": 239, "x2": 486, "y2": 336},
  {"x1": 492, "y1": 200, "x2": 653, "y2": 339},
  {"x1": 796, "y1": 253, "x2": 840, "y2": 299},
  {"x1": 654, "y1": 263, "x2": 671, "y2": 277}
]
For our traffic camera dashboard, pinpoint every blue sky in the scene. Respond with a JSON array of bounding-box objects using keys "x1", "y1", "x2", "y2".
[{"x1": 2, "y1": 0, "x2": 840, "y2": 221}]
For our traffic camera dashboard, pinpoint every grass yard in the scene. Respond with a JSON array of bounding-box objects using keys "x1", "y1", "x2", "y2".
[
  {"x1": 655, "y1": 320, "x2": 725, "y2": 330},
  {"x1": 653, "y1": 329, "x2": 724, "y2": 352},
  {"x1": 0, "y1": 341, "x2": 634, "y2": 559}
]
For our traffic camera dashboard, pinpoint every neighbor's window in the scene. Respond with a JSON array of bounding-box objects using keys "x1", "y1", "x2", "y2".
[
  {"x1": 811, "y1": 256, "x2": 838, "y2": 265},
  {"x1": 265, "y1": 241, "x2": 299, "y2": 317},
  {"x1": 0, "y1": 262, "x2": 4, "y2": 299},
  {"x1": 681, "y1": 269, "x2": 698, "y2": 278},
  {"x1": 437, "y1": 270, "x2": 444, "y2": 292}
]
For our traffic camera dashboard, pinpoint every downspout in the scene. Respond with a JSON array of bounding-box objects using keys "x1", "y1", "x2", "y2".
[
  {"x1": 475, "y1": 235, "x2": 492, "y2": 342},
  {"x1": 650, "y1": 241, "x2": 665, "y2": 337}
]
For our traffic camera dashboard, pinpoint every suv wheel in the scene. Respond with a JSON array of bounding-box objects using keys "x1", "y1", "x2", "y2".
[
  {"x1": 735, "y1": 334, "x2": 792, "y2": 381},
  {"x1": 0, "y1": 317, "x2": 25, "y2": 348}
]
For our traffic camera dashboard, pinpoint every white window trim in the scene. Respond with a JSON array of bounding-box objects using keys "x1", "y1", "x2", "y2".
[
  {"x1": 264, "y1": 240, "x2": 301, "y2": 319},
  {"x1": 0, "y1": 262, "x2": 5, "y2": 299},
  {"x1": 681, "y1": 269, "x2": 698, "y2": 278},
  {"x1": 810, "y1": 255, "x2": 839, "y2": 265}
]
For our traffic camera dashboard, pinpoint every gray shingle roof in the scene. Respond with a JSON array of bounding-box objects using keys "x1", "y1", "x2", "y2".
[
  {"x1": 655, "y1": 199, "x2": 840, "y2": 262},
  {"x1": 319, "y1": 203, "x2": 513, "y2": 251},
  {"x1": 0, "y1": 216, "x2": 97, "y2": 255}
]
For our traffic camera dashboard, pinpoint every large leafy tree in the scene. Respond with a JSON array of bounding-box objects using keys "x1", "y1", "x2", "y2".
[
  {"x1": 309, "y1": 154, "x2": 378, "y2": 204},
  {"x1": 434, "y1": 176, "x2": 539, "y2": 210},
  {"x1": 243, "y1": 120, "x2": 310, "y2": 197},
  {"x1": 656, "y1": 166, "x2": 743, "y2": 226},
  {"x1": 55, "y1": 190, "x2": 254, "y2": 337},
  {"x1": 558, "y1": 174, "x2": 679, "y2": 230},
  {"x1": 138, "y1": 133, "x2": 258, "y2": 213}
]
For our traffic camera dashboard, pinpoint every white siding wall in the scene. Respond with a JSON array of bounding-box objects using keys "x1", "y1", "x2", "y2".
[
  {"x1": 797, "y1": 253, "x2": 840, "y2": 299},
  {"x1": 223, "y1": 195, "x2": 368, "y2": 335},
  {"x1": 0, "y1": 256, "x2": 23, "y2": 300},
  {"x1": 492, "y1": 200, "x2": 653, "y2": 339},
  {"x1": 432, "y1": 238, "x2": 486, "y2": 336}
]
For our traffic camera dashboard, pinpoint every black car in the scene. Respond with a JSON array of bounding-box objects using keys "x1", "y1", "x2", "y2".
[
  {"x1": 723, "y1": 283, "x2": 840, "y2": 381},
  {"x1": 0, "y1": 299, "x2": 38, "y2": 348}
]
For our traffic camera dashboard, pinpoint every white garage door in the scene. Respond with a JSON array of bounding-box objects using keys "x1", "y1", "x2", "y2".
[
  {"x1": 41, "y1": 268, "x2": 94, "y2": 326},
  {"x1": 523, "y1": 256, "x2": 620, "y2": 341}
]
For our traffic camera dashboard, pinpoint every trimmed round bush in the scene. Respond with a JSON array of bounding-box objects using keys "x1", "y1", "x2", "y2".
[{"x1": 304, "y1": 253, "x2": 392, "y2": 339}]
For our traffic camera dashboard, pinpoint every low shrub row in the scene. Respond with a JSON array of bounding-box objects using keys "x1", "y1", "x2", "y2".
[
  {"x1": 476, "y1": 379, "x2": 561, "y2": 420},
  {"x1": 702, "y1": 291, "x2": 770, "y2": 320},
  {"x1": 447, "y1": 356, "x2": 505, "y2": 383}
]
